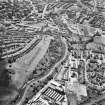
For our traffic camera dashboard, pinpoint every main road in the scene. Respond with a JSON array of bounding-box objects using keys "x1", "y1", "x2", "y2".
[{"x1": 16, "y1": 36, "x2": 68, "y2": 105}]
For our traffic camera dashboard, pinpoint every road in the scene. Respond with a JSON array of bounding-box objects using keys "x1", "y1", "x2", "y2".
[{"x1": 16, "y1": 36, "x2": 68, "y2": 105}]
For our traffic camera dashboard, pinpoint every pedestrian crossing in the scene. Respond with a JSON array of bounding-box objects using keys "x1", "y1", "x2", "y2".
[{"x1": 43, "y1": 87, "x2": 64, "y2": 102}]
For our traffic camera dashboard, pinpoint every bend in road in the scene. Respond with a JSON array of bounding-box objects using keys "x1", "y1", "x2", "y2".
[{"x1": 16, "y1": 36, "x2": 68, "y2": 105}]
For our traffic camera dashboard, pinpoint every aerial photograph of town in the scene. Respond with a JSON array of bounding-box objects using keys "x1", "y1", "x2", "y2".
[{"x1": 1, "y1": 0, "x2": 105, "y2": 105}]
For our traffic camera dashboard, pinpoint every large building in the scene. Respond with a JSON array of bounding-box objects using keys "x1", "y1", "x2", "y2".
[
  {"x1": 28, "y1": 80, "x2": 66, "y2": 105},
  {"x1": 42, "y1": 84, "x2": 65, "y2": 105}
]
